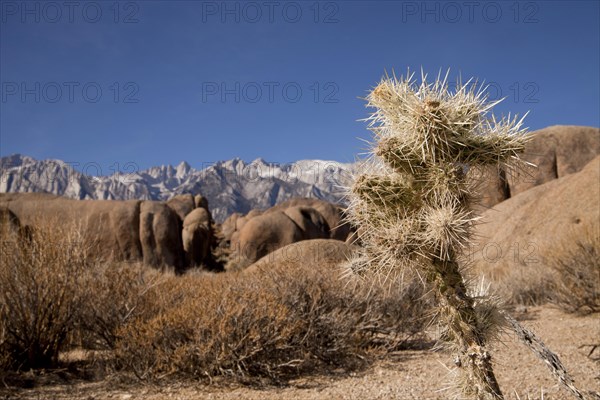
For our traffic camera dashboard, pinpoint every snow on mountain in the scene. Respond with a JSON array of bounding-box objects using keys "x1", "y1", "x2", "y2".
[{"x1": 0, "y1": 154, "x2": 355, "y2": 222}]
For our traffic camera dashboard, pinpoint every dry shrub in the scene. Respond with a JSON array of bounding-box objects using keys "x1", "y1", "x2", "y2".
[
  {"x1": 0, "y1": 218, "x2": 94, "y2": 370},
  {"x1": 480, "y1": 225, "x2": 599, "y2": 313},
  {"x1": 77, "y1": 262, "x2": 168, "y2": 350},
  {"x1": 0, "y1": 302, "x2": 10, "y2": 371},
  {"x1": 0, "y1": 216, "x2": 162, "y2": 372},
  {"x1": 492, "y1": 264, "x2": 555, "y2": 307},
  {"x1": 0, "y1": 212, "x2": 430, "y2": 381},
  {"x1": 114, "y1": 261, "x2": 430, "y2": 382},
  {"x1": 548, "y1": 225, "x2": 600, "y2": 314}
]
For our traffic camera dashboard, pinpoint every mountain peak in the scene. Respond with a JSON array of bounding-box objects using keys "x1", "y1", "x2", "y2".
[
  {"x1": 0, "y1": 153, "x2": 36, "y2": 169},
  {"x1": 220, "y1": 158, "x2": 245, "y2": 170},
  {"x1": 0, "y1": 154, "x2": 353, "y2": 223},
  {"x1": 176, "y1": 161, "x2": 191, "y2": 176},
  {"x1": 251, "y1": 157, "x2": 268, "y2": 165}
]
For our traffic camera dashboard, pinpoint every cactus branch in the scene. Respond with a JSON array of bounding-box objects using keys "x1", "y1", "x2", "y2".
[
  {"x1": 431, "y1": 256, "x2": 503, "y2": 399},
  {"x1": 346, "y1": 70, "x2": 531, "y2": 399}
]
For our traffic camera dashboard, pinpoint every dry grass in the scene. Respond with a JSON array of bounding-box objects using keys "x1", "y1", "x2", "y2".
[
  {"x1": 0, "y1": 215, "x2": 431, "y2": 385},
  {"x1": 0, "y1": 218, "x2": 94, "y2": 370},
  {"x1": 492, "y1": 264, "x2": 555, "y2": 307},
  {"x1": 76, "y1": 262, "x2": 168, "y2": 350},
  {"x1": 113, "y1": 262, "x2": 431, "y2": 383},
  {"x1": 548, "y1": 225, "x2": 600, "y2": 314},
  {"x1": 481, "y1": 224, "x2": 599, "y2": 315}
]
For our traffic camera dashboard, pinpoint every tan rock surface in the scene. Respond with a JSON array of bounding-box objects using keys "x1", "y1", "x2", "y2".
[
  {"x1": 245, "y1": 239, "x2": 355, "y2": 273},
  {"x1": 471, "y1": 156, "x2": 600, "y2": 277},
  {"x1": 477, "y1": 125, "x2": 599, "y2": 209}
]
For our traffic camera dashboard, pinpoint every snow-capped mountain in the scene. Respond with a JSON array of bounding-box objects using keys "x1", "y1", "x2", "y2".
[{"x1": 0, "y1": 154, "x2": 355, "y2": 222}]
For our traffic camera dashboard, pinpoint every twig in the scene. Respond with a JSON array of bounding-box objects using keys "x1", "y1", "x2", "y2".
[{"x1": 502, "y1": 311, "x2": 586, "y2": 400}]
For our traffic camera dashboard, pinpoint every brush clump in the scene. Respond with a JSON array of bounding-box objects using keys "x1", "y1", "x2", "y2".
[{"x1": 346, "y1": 70, "x2": 529, "y2": 400}]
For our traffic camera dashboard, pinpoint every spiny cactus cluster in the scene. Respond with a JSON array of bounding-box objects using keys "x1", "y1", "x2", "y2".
[{"x1": 346, "y1": 71, "x2": 529, "y2": 399}]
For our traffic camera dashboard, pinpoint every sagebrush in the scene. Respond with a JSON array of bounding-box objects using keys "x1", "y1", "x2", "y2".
[
  {"x1": 114, "y1": 260, "x2": 431, "y2": 382},
  {"x1": 0, "y1": 215, "x2": 430, "y2": 382},
  {"x1": 481, "y1": 224, "x2": 599, "y2": 312},
  {"x1": 0, "y1": 218, "x2": 93, "y2": 370},
  {"x1": 549, "y1": 225, "x2": 599, "y2": 314}
]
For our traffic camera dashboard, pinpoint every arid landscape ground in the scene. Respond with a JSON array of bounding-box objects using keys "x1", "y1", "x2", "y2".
[
  {"x1": 1, "y1": 126, "x2": 598, "y2": 400},
  {"x1": 3, "y1": 1, "x2": 599, "y2": 398},
  {"x1": 1, "y1": 306, "x2": 598, "y2": 400}
]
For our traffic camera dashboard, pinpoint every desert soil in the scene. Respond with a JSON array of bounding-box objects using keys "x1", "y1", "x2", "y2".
[{"x1": 2, "y1": 306, "x2": 599, "y2": 400}]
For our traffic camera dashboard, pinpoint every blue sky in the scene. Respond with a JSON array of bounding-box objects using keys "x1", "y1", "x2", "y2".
[{"x1": 1, "y1": 0, "x2": 599, "y2": 173}]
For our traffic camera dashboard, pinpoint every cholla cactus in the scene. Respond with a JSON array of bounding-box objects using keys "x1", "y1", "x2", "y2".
[{"x1": 347, "y1": 71, "x2": 529, "y2": 399}]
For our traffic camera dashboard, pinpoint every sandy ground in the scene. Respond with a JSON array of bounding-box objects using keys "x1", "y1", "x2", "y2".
[{"x1": 2, "y1": 306, "x2": 599, "y2": 400}]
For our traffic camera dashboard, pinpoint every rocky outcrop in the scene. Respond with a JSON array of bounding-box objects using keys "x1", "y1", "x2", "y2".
[
  {"x1": 0, "y1": 192, "x2": 216, "y2": 271},
  {"x1": 0, "y1": 193, "x2": 145, "y2": 263},
  {"x1": 267, "y1": 198, "x2": 351, "y2": 241},
  {"x1": 139, "y1": 200, "x2": 184, "y2": 270},
  {"x1": 2, "y1": 127, "x2": 596, "y2": 221},
  {"x1": 182, "y1": 207, "x2": 213, "y2": 268},
  {"x1": 228, "y1": 210, "x2": 305, "y2": 271},
  {"x1": 0, "y1": 156, "x2": 353, "y2": 223},
  {"x1": 245, "y1": 239, "x2": 356, "y2": 273},
  {"x1": 226, "y1": 198, "x2": 353, "y2": 270},
  {"x1": 166, "y1": 194, "x2": 196, "y2": 221},
  {"x1": 477, "y1": 125, "x2": 600, "y2": 208},
  {"x1": 470, "y1": 156, "x2": 600, "y2": 275},
  {"x1": 0, "y1": 206, "x2": 22, "y2": 238},
  {"x1": 221, "y1": 212, "x2": 242, "y2": 243}
]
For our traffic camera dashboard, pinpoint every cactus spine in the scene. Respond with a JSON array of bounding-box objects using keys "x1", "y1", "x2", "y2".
[{"x1": 347, "y1": 71, "x2": 528, "y2": 399}]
